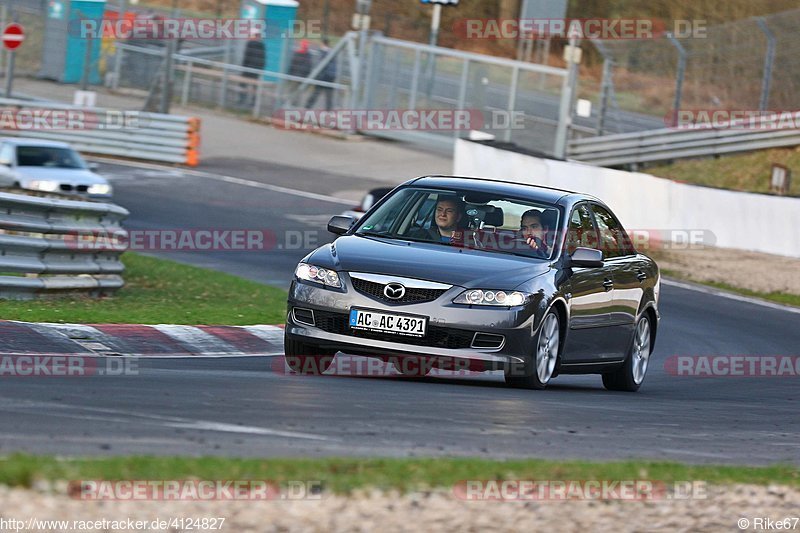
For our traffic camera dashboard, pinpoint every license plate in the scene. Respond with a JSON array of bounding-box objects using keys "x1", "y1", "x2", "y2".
[{"x1": 349, "y1": 308, "x2": 427, "y2": 338}]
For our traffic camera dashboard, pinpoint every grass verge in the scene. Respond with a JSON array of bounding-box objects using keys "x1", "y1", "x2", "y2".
[
  {"x1": 0, "y1": 253, "x2": 288, "y2": 325},
  {"x1": 647, "y1": 147, "x2": 800, "y2": 196},
  {"x1": 661, "y1": 268, "x2": 800, "y2": 308},
  {"x1": 1, "y1": 455, "x2": 797, "y2": 493}
]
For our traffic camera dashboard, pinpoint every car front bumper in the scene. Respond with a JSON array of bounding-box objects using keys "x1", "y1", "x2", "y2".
[{"x1": 286, "y1": 278, "x2": 541, "y2": 367}]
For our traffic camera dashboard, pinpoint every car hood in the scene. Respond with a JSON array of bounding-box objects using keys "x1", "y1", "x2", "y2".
[
  {"x1": 15, "y1": 167, "x2": 107, "y2": 184},
  {"x1": 308, "y1": 235, "x2": 551, "y2": 289}
]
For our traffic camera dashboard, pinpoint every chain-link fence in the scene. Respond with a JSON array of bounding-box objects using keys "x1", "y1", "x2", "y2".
[
  {"x1": 589, "y1": 8, "x2": 800, "y2": 134},
  {"x1": 364, "y1": 35, "x2": 568, "y2": 154}
]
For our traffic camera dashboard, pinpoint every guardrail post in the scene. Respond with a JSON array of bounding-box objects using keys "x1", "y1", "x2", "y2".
[
  {"x1": 388, "y1": 48, "x2": 400, "y2": 109},
  {"x1": 219, "y1": 64, "x2": 229, "y2": 109},
  {"x1": 112, "y1": 46, "x2": 124, "y2": 91},
  {"x1": 363, "y1": 38, "x2": 379, "y2": 109},
  {"x1": 504, "y1": 64, "x2": 519, "y2": 143},
  {"x1": 253, "y1": 78, "x2": 263, "y2": 118},
  {"x1": 181, "y1": 59, "x2": 193, "y2": 106},
  {"x1": 456, "y1": 58, "x2": 469, "y2": 140},
  {"x1": 756, "y1": 17, "x2": 776, "y2": 111},
  {"x1": 554, "y1": 35, "x2": 579, "y2": 159},
  {"x1": 597, "y1": 58, "x2": 613, "y2": 136},
  {"x1": 667, "y1": 33, "x2": 686, "y2": 117},
  {"x1": 408, "y1": 47, "x2": 421, "y2": 111}
]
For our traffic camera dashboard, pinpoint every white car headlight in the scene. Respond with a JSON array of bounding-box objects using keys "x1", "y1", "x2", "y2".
[
  {"x1": 453, "y1": 289, "x2": 531, "y2": 307},
  {"x1": 88, "y1": 183, "x2": 112, "y2": 195},
  {"x1": 295, "y1": 263, "x2": 342, "y2": 288},
  {"x1": 28, "y1": 180, "x2": 60, "y2": 192}
]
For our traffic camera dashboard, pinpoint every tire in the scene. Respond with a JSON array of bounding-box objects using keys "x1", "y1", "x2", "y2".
[
  {"x1": 602, "y1": 314, "x2": 652, "y2": 392},
  {"x1": 283, "y1": 334, "x2": 336, "y2": 375},
  {"x1": 505, "y1": 310, "x2": 560, "y2": 390}
]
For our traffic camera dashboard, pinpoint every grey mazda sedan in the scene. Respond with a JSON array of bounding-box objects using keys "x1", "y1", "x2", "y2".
[{"x1": 285, "y1": 176, "x2": 660, "y2": 391}]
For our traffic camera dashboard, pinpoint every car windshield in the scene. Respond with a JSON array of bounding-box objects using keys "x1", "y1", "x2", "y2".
[
  {"x1": 355, "y1": 186, "x2": 561, "y2": 260},
  {"x1": 16, "y1": 146, "x2": 86, "y2": 169}
]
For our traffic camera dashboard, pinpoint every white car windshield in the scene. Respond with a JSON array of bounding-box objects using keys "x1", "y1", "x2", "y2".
[
  {"x1": 16, "y1": 146, "x2": 87, "y2": 169},
  {"x1": 356, "y1": 187, "x2": 561, "y2": 260}
]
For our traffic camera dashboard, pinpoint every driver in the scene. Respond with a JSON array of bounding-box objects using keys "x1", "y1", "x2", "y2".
[{"x1": 410, "y1": 195, "x2": 464, "y2": 243}]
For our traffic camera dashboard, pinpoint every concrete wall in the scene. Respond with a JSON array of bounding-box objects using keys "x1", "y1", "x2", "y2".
[{"x1": 453, "y1": 140, "x2": 800, "y2": 259}]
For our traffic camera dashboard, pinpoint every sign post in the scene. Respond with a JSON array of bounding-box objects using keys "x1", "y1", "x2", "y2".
[
  {"x1": 421, "y1": 0, "x2": 458, "y2": 47},
  {"x1": 3, "y1": 22, "x2": 24, "y2": 98}
]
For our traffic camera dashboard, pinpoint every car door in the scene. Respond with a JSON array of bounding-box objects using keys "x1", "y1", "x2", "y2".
[
  {"x1": 589, "y1": 203, "x2": 642, "y2": 358},
  {"x1": 561, "y1": 203, "x2": 619, "y2": 362}
]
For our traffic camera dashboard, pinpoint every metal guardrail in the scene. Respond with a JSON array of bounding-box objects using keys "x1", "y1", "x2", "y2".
[
  {"x1": 568, "y1": 121, "x2": 800, "y2": 167},
  {"x1": 0, "y1": 98, "x2": 200, "y2": 166},
  {"x1": 0, "y1": 190, "x2": 129, "y2": 300}
]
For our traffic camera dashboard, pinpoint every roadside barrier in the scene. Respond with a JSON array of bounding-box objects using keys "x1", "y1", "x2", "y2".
[
  {"x1": 0, "y1": 190, "x2": 129, "y2": 299},
  {"x1": 0, "y1": 97, "x2": 200, "y2": 166}
]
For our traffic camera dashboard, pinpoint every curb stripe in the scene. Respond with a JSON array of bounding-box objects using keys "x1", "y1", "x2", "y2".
[
  {"x1": 0, "y1": 321, "x2": 288, "y2": 358},
  {"x1": 152, "y1": 325, "x2": 245, "y2": 356},
  {"x1": 197, "y1": 326, "x2": 284, "y2": 355},
  {"x1": 241, "y1": 326, "x2": 285, "y2": 351},
  {"x1": 90, "y1": 324, "x2": 191, "y2": 356},
  {"x1": 7, "y1": 322, "x2": 92, "y2": 355}
]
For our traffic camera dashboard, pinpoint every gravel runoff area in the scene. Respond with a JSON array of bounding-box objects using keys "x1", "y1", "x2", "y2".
[
  {"x1": 650, "y1": 247, "x2": 800, "y2": 296},
  {"x1": 0, "y1": 484, "x2": 798, "y2": 532}
]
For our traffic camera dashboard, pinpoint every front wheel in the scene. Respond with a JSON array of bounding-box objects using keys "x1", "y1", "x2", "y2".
[
  {"x1": 284, "y1": 334, "x2": 336, "y2": 375},
  {"x1": 505, "y1": 310, "x2": 560, "y2": 390},
  {"x1": 602, "y1": 315, "x2": 652, "y2": 392}
]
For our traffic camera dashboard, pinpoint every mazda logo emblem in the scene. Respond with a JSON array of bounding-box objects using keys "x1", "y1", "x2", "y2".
[{"x1": 383, "y1": 283, "x2": 406, "y2": 300}]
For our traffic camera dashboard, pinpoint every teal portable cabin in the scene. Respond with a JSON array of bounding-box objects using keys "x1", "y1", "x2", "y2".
[
  {"x1": 41, "y1": 0, "x2": 107, "y2": 84},
  {"x1": 239, "y1": 0, "x2": 300, "y2": 80}
]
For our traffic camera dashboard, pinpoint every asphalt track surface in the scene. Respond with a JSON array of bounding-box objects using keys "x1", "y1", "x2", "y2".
[{"x1": 0, "y1": 159, "x2": 798, "y2": 464}]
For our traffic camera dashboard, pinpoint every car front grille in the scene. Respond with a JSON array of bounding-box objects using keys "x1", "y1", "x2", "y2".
[
  {"x1": 310, "y1": 309, "x2": 475, "y2": 350},
  {"x1": 351, "y1": 278, "x2": 447, "y2": 304}
]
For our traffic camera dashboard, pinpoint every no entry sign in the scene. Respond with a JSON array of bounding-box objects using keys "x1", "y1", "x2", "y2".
[{"x1": 2, "y1": 23, "x2": 25, "y2": 51}]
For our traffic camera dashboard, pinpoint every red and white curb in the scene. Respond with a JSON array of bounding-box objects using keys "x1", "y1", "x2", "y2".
[{"x1": 0, "y1": 321, "x2": 285, "y2": 358}]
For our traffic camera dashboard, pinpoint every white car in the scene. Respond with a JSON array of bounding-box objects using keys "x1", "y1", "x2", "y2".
[{"x1": 0, "y1": 138, "x2": 112, "y2": 199}]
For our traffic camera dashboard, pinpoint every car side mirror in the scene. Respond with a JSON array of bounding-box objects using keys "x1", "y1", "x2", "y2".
[
  {"x1": 568, "y1": 247, "x2": 604, "y2": 268},
  {"x1": 87, "y1": 162, "x2": 99, "y2": 171},
  {"x1": 327, "y1": 215, "x2": 355, "y2": 235},
  {"x1": 0, "y1": 159, "x2": 11, "y2": 167}
]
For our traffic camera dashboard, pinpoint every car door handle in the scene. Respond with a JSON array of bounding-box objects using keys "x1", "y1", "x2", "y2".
[
  {"x1": 603, "y1": 278, "x2": 614, "y2": 291},
  {"x1": 636, "y1": 271, "x2": 648, "y2": 282}
]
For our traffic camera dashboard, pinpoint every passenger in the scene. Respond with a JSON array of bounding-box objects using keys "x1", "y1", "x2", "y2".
[
  {"x1": 519, "y1": 209, "x2": 548, "y2": 256},
  {"x1": 410, "y1": 196, "x2": 464, "y2": 243}
]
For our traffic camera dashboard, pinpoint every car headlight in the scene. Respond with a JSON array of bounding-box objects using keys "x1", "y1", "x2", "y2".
[
  {"x1": 28, "y1": 180, "x2": 60, "y2": 192},
  {"x1": 295, "y1": 263, "x2": 342, "y2": 288},
  {"x1": 87, "y1": 183, "x2": 112, "y2": 195},
  {"x1": 453, "y1": 289, "x2": 531, "y2": 307}
]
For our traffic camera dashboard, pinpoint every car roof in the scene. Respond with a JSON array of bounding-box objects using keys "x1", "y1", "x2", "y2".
[
  {"x1": 408, "y1": 175, "x2": 600, "y2": 206},
  {"x1": 0, "y1": 137, "x2": 72, "y2": 148}
]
